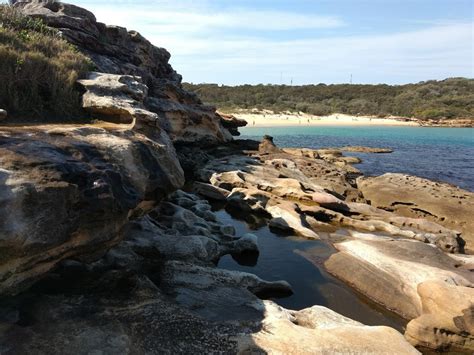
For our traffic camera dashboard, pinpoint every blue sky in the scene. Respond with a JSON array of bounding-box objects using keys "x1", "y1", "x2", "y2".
[{"x1": 11, "y1": 0, "x2": 474, "y2": 85}]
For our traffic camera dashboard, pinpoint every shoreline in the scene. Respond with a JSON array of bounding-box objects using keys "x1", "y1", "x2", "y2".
[
  {"x1": 234, "y1": 113, "x2": 418, "y2": 127},
  {"x1": 228, "y1": 112, "x2": 473, "y2": 128}
]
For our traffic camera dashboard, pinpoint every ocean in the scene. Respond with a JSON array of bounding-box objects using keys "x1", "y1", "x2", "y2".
[{"x1": 239, "y1": 125, "x2": 474, "y2": 191}]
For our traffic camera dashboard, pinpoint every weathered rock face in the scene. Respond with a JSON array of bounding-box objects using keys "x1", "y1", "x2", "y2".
[
  {"x1": 258, "y1": 135, "x2": 282, "y2": 155},
  {"x1": 0, "y1": 125, "x2": 184, "y2": 296},
  {"x1": 77, "y1": 72, "x2": 154, "y2": 125},
  {"x1": 182, "y1": 138, "x2": 474, "y2": 352},
  {"x1": 15, "y1": 0, "x2": 237, "y2": 143},
  {"x1": 0, "y1": 190, "x2": 418, "y2": 354},
  {"x1": 191, "y1": 142, "x2": 461, "y2": 249},
  {"x1": 405, "y1": 281, "x2": 474, "y2": 352},
  {"x1": 324, "y1": 235, "x2": 473, "y2": 320},
  {"x1": 240, "y1": 303, "x2": 420, "y2": 355},
  {"x1": 218, "y1": 112, "x2": 248, "y2": 136},
  {"x1": 358, "y1": 173, "x2": 473, "y2": 252}
]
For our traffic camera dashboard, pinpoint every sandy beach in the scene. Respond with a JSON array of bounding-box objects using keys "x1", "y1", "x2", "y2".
[{"x1": 232, "y1": 112, "x2": 419, "y2": 127}]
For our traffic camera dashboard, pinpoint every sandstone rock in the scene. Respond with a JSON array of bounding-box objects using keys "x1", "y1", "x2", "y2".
[
  {"x1": 237, "y1": 302, "x2": 420, "y2": 354},
  {"x1": 405, "y1": 281, "x2": 474, "y2": 352},
  {"x1": 325, "y1": 237, "x2": 474, "y2": 320},
  {"x1": 218, "y1": 112, "x2": 247, "y2": 136},
  {"x1": 358, "y1": 173, "x2": 473, "y2": 252},
  {"x1": 160, "y1": 260, "x2": 293, "y2": 320},
  {"x1": 193, "y1": 181, "x2": 230, "y2": 201},
  {"x1": 448, "y1": 253, "x2": 474, "y2": 270},
  {"x1": 227, "y1": 187, "x2": 272, "y2": 217},
  {"x1": 146, "y1": 97, "x2": 233, "y2": 143},
  {"x1": 105, "y1": 191, "x2": 260, "y2": 268},
  {"x1": 0, "y1": 261, "x2": 417, "y2": 355},
  {"x1": 0, "y1": 109, "x2": 7, "y2": 121},
  {"x1": 78, "y1": 72, "x2": 157, "y2": 125},
  {"x1": 267, "y1": 202, "x2": 320, "y2": 239},
  {"x1": 283, "y1": 147, "x2": 320, "y2": 159},
  {"x1": 316, "y1": 149, "x2": 344, "y2": 157},
  {"x1": 0, "y1": 125, "x2": 184, "y2": 296},
  {"x1": 16, "y1": 0, "x2": 236, "y2": 142},
  {"x1": 208, "y1": 160, "x2": 348, "y2": 211},
  {"x1": 258, "y1": 135, "x2": 282, "y2": 154},
  {"x1": 0, "y1": 271, "x2": 246, "y2": 354}
]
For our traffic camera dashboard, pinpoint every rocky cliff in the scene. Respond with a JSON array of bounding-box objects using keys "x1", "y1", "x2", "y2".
[
  {"x1": 0, "y1": 125, "x2": 184, "y2": 295},
  {"x1": 0, "y1": 1, "x2": 472, "y2": 354},
  {"x1": 13, "y1": 0, "x2": 241, "y2": 143},
  {"x1": 0, "y1": 0, "x2": 244, "y2": 295}
]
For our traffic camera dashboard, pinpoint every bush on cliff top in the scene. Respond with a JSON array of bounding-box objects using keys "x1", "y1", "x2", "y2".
[{"x1": 0, "y1": 5, "x2": 92, "y2": 122}]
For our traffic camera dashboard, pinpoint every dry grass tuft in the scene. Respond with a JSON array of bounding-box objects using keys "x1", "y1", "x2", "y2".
[{"x1": 0, "y1": 5, "x2": 93, "y2": 122}]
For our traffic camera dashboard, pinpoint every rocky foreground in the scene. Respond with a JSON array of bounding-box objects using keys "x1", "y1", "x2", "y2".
[{"x1": 0, "y1": 1, "x2": 473, "y2": 354}]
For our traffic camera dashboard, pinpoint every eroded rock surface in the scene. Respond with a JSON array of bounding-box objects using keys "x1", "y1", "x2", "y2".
[
  {"x1": 0, "y1": 125, "x2": 184, "y2": 296},
  {"x1": 3, "y1": 2, "x2": 470, "y2": 354},
  {"x1": 0, "y1": 189, "x2": 418, "y2": 354},
  {"x1": 405, "y1": 281, "x2": 474, "y2": 352},
  {"x1": 240, "y1": 303, "x2": 420, "y2": 355},
  {"x1": 77, "y1": 72, "x2": 155, "y2": 125},
  {"x1": 218, "y1": 112, "x2": 248, "y2": 136},
  {"x1": 324, "y1": 235, "x2": 473, "y2": 319},
  {"x1": 181, "y1": 137, "x2": 473, "y2": 352},
  {"x1": 358, "y1": 173, "x2": 474, "y2": 252}
]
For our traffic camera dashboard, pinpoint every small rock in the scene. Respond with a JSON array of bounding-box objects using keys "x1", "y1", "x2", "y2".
[
  {"x1": 193, "y1": 181, "x2": 230, "y2": 201},
  {"x1": 259, "y1": 135, "x2": 282, "y2": 155}
]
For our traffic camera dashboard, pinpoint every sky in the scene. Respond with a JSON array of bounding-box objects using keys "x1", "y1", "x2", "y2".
[{"x1": 9, "y1": 0, "x2": 474, "y2": 85}]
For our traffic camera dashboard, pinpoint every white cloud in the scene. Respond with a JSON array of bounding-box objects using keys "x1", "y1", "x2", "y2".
[
  {"x1": 10, "y1": 0, "x2": 474, "y2": 84},
  {"x1": 89, "y1": 6, "x2": 344, "y2": 32},
  {"x1": 151, "y1": 22, "x2": 473, "y2": 84},
  {"x1": 75, "y1": 1, "x2": 472, "y2": 84}
]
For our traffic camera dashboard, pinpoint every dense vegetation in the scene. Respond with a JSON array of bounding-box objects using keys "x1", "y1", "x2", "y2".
[
  {"x1": 0, "y1": 5, "x2": 92, "y2": 121},
  {"x1": 184, "y1": 78, "x2": 474, "y2": 120}
]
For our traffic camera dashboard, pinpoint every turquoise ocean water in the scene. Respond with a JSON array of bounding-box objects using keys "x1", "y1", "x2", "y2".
[{"x1": 239, "y1": 126, "x2": 474, "y2": 191}]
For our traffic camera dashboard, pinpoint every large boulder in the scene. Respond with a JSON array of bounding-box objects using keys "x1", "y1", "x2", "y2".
[
  {"x1": 77, "y1": 72, "x2": 157, "y2": 125},
  {"x1": 15, "y1": 0, "x2": 234, "y2": 143},
  {"x1": 238, "y1": 303, "x2": 420, "y2": 354},
  {"x1": 358, "y1": 173, "x2": 473, "y2": 252},
  {"x1": 0, "y1": 125, "x2": 184, "y2": 296},
  {"x1": 325, "y1": 236, "x2": 474, "y2": 320},
  {"x1": 405, "y1": 281, "x2": 474, "y2": 352}
]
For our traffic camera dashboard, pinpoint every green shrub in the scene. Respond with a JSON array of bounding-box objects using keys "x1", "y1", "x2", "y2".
[
  {"x1": 0, "y1": 5, "x2": 92, "y2": 122},
  {"x1": 183, "y1": 78, "x2": 474, "y2": 120}
]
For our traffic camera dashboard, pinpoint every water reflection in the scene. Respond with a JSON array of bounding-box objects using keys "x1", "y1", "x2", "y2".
[{"x1": 215, "y1": 206, "x2": 408, "y2": 332}]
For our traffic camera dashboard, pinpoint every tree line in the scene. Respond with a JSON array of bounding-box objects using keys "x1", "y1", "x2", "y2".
[{"x1": 183, "y1": 78, "x2": 474, "y2": 120}]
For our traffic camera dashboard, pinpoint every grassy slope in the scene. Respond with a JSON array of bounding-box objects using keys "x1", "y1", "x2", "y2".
[
  {"x1": 184, "y1": 78, "x2": 474, "y2": 120},
  {"x1": 0, "y1": 5, "x2": 92, "y2": 122}
]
